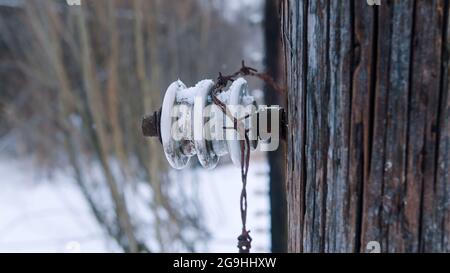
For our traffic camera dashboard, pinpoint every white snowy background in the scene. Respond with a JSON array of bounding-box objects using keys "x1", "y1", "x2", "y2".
[{"x1": 0, "y1": 156, "x2": 270, "y2": 253}]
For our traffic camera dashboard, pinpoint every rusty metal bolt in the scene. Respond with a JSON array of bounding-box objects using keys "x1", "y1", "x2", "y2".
[{"x1": 141, "y1": 109, "x2": 161, "y2": 141}]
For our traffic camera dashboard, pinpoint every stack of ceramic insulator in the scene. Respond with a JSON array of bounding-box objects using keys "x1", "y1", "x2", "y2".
[{"x1": 156, "y1": 78, "x2": 257, "y2": 169}]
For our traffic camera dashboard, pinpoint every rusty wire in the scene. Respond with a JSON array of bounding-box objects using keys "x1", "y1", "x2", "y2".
[{"x1": 211, "y1": 60, "x2": 283, "y2": 253}]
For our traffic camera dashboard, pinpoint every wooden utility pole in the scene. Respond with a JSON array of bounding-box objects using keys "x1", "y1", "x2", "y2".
[{"x1": 281, "y1": 0, "x2": 449, "y2": 252}]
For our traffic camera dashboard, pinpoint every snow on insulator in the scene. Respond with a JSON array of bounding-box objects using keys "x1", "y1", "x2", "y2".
[{"x1": 152, "y1": 78, "x2": 258, "y2": 170}]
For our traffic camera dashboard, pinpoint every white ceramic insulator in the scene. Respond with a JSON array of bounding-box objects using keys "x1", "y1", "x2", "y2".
[{"x1": 160, "y1": 78, "x2": 257, "y2": 169}]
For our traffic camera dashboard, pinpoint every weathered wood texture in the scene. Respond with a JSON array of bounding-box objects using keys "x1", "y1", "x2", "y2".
[{"x1": 281, "y1": 0, "x2": 449, "y2": 252}]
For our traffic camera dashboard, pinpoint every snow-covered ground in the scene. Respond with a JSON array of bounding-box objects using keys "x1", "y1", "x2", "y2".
[
  {"x1": 0, "y1": 156, "x2": 270, "y2": 253},
  {"x1": 192, "y1": 157, "x2": 270, "y2": 252},
  {"x1": 0, "y1": 158, "x2": 120, "y2": 252}
]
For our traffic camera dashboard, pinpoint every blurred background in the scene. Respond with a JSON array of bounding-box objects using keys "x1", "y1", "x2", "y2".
[{"x1": 0, "y1": 0, "x2": 285, "y2": 252}]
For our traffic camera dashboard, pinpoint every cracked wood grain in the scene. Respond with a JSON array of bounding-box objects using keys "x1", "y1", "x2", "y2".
[{"x1": 282, "y1": 0, "x2": 450, "y2": 253}]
